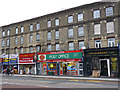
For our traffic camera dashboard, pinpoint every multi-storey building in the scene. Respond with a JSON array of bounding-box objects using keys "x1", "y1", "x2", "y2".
[{"x1": 0, "y1": 2, "x2": 120, "y2": 77}]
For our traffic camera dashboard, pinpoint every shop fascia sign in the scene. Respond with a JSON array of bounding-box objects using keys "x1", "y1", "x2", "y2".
[
  {"x1": 2, "y1": 54, "x2": 18, "y2": 59},
  {"x1": 38, "y1": 52, "x2": 82, "y2": 61}
]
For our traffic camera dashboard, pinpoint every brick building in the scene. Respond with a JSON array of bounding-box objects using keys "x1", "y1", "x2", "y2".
[{"x1": 0, "y1": 2, "x2": 120, "y2": 76}]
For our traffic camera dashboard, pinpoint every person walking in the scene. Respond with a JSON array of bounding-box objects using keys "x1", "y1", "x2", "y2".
[{"x1": 7, "y1": 68, "x2": 10, "y2": 75}]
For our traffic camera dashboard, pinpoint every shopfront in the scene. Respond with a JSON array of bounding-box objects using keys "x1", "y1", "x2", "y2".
[
  {"x1": 84, "y1": 47, "x2": 119, "y2": 77},
  {"x1": 37, "y1": 50, "x2": 83, "y2": 76},
  {"x1": 19, "y1": 53, "x2": 36, "y2": 74}
]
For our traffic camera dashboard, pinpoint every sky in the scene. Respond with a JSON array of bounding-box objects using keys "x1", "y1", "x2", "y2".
[{"x1": 0, "y1": 0, "x2": 102, "y2": 27}]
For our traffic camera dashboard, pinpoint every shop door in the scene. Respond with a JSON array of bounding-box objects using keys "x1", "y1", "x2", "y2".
[
  {"x1": 57, "y1": 63, "x2": 60, "y2": 75},
  {"x1": 100, "y1": 59, "x2": 110, "y2": 77},
  {"x1": 78, "y1": 63, "x2": 83, "y2": 76}
]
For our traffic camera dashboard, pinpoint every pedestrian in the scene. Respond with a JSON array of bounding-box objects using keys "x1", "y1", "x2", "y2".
[{"x1": 7, "y1": 68, "x2": 10, "y2": 75}]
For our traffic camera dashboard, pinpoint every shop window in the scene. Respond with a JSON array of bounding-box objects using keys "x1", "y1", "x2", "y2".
[
  {"x1": 92, "y1": 57, "x2": 100, "y2": 70},
  {"x1": 108, "y1": 38, "x2": 115, "y2": 47},
  {"x1": 47, "y1": 63, "x2": 57, "y2": 70}
]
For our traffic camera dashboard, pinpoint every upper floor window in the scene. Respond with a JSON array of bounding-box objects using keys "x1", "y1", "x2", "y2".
[
  {"x1": 106, "y1": 21, "x2": 114, "y2": 33},
  {"x1": 56, "y1": 44, "x2": 60, "y2": 51},
  {"x1": 48, "y1": 44, "x2": 51, "y2": 51},
  {"x1": 78, "y1": 13, "x2": 83, "y2": 21},
  {"x1": 78, "y1": 26, "x2": 84, "y2": 37},
  {"x1": 36, "y1": 46, "x2": 40, "y2": 52},
  {"x1": 20, "y1": 36, "x2": 23, "y2": 44},
  {"x1": 29, "y1": 35, "x2": 33, "y2": 43},
  {"x1": 93, "y1": 10, "x2": 100, "y2": 18},
  {"x1": 15, "y1": 48, "x2": 18, "y2": 54},
  {"x1": 30, "y1": 24, "x2": 33, "y2": 31},
  {"x1": 2, "y1": 40, "x2": 5, "y2": 47},
  {"x1": 108, "y1": 38, "x2": 115, "y2": 47},
  {"x1": 106, "y1": 7, "x2": 113, "y2": 16},
  {"x1": 69, "y1": 42, "x2": 74, "y2": 50},
  {"x1": 29, "y1": 46, "x2": 33, "y2": 53},
  {"x1": 47, "y1": 32, "x2": 51, "y2": 40},
  {"x1": 21, "y1": 26, "x2": 24, "y2": 33},
  {"x1": 15, "y1": 27, "x2": 18, "y2": 34},
  {"x1": 68, "y1": 28, "x2": 73, "y2": 38},
  {"x1": 79, "y1": 41, "x2": 84, "y2": 49},
  {"x1": 55, "y1": 30, "x2": 59, "y2": 40},
  {"x1": 36, "y1": 22, "x2": 40, "y2": 30},
  {"x1": 68, "y1": 16, "x2": 73, "y2": 23},
  {"x1": 95, "y1": 40, "x2": 101, "y2": 48},
  {"x1": 7, "y1": 39, "x2": 10, "y2": 47},
  {"x1": 55, "y1": 18, "x2": 59, "y2": 26},
  {"x1": 7, "y1": 29, "x2": 10, "y2": 35},
  {"x1": 15, "y1": 37, "x2": 17, "y2": 45},
  {"x1": 94, "y1": 24, "x2": 101, "y2": 35},
  {"x1": 36, "y1": 33, "x2": 40, "y2": 41},
  {"x1": 20, "y1": 47, "x2": 23, "y2": 53},
  {"x1": 2, "y1": 31, "x2": 5, "y2": 36},
  {"x1": 47, "y1": 20, "x2": 51, "y2": 27}
]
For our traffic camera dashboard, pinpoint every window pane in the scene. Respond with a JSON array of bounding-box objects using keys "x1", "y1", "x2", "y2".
[
  {"x1": 68, "y1": 28, "x2": 73, "y2": 38},
  {"x1": 78, "y1": 27, "x2": 84, "y2": 36},
  {"x1": 30, "y1": 24, "x2": 33, "y2": 31},
  {"x1": 68, "y1": 16, "x2": 73, "y2": 23},
  {"x1": 47, "y1": 32, "x2": 51, "y2": 40},
  {"x1": 15, "y1": 37, "x2": 17, "y2": 45},
  {"x1": 78, "y1": 13, "x2": 83, "y2": 21},
  {"x1": 93, "y1": 10, "x2": 100, "y2": 18},
  {"x1": 94, "y1": 24, "x2": 100, "y2": 34},
  {"x1": 48, "y1": 45, "x2": 51, "y2": 51},
  {"x1": 47, "y1": 20, "x2": 51, "y2": 27},
  {"x1": 21, "y1": 26, "x2": 24, "y2": 33},
  {"x1": 30, "y1": 35, "x2": 33, "y2": 43},
  {"x1": 7, "y1": 29, "x2": 10, "y2": 35},
  {"x1": 107, "y1": 22, "x2": 114, "y2": 33},
  {"x1": 55, "y1": 31, "x2": 59, "y2": 39},
  {"x1": 21, "y1": 36, "x2": 23, "y2": 44},
  {"x1": 79, "y1": 42, "x2": 84, "y2": 49},
  {"x1": 55, "y1": 19, "x2": 59, "y2": 26},
  {"x1": 69, "y1": 42, "x2": 74, "y2": 50},
  {"x1": 2, "y1": 40, "x2": 4, "y2": 46},
  {"x1": 2, "y1": 31, "x2": 5, "y2": 36},
  {"x1": 16, "y1": 27, "x2": 18, "y2": 34},
  {"x1": 56, "y1": 44, "x2": 60, "y2": 50},
  {"x1": 36, "y1": 46, "x2": 40, "y2": 52},
  {"x1": 95, "y1": 40, "x2": 101, "y2": 48},
  {"x1": 36, "y1": 23, "x2": 40, "y2": 30},
  {"x1": 106, "y1": 7, "x2": 113, "y2": 16},
  {"x1": 108, "y1": 38, "x2": 115, "y2": 47}
]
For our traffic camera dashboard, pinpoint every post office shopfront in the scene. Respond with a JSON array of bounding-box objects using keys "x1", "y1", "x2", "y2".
[
  {"x1": 37, "y1": 50, "x2": 83, "y2": 76},
  {"x1": 84, "y1": 47, "x2": 119, "y2": 77}
]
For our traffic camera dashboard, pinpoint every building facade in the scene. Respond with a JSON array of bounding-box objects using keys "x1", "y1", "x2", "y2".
[{"x1": 0, "y1": 2, "x2": 120, "y2": 76}]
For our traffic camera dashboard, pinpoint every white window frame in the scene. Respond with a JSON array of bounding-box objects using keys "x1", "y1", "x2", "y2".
[
  {"x1": 47, "y1": 20, "x2": 51, "y2": 27},
  {"x1": 21, "y1": 26, "x2": 24, "y2": 33},
  {"x1": 36, "y1": 22, "x2": 40, "y2": 30},
  {"x1": 56, "y1": 44, "x2": 60, "y2": 51},
  {"x1": 30, "y1": 24, "x2": 33, "y2": 31},
  {"x1": 16, "y1": 27, "x2": 18, "y2": 34},
  {"x1": 7, "y1": 29, "x2": 10, "y2": 35},
  {"x1": 48, "y1": 45, "x2": 51, "y2": 51},
  {"x1": 94, "y1": 24, "x2": 101, "y2": 35},
  {"x1": 2, "y1": 40, "x2": 5, "y2": 47},
  {"x1": 78, "y1": 13, "x2": 83, "y2": 21},
  {"x1": 106, "y1": 21, "x2": 114, "y2": 33},
  {"x1": 30, "y1": 35, "x2": 33, "y2": 43},
  {"x1": 36, "y1": 33, "x2": 40, "y2": 41},
  {"x1": 93, "y1": 10, "x2": 100, "y2": 18},
  {"x1": 79, "y1": 41, "x2": 84, "y2": 49},
  {"x1": 68, "y1": 28, "x2": 73, "y2": 38},
  {"x1": 69, "y1": 42, "x2": 74, "y2": 50},
  {"x1": 47, "y1": 32, "x2": 51, "y2": 40},
  {"x1": 15, "y1": 37, "x2": 17, "y2": 45},
  {"x1": 78, "y1": 26, "x2": 84, "y2": 37},
  {"x1": 95, "y1": 40, "x2": 101, "y2": 48},
  {"x1": 20, "y1": 36, "x2": 23, "y2": 44},
  {"x1": 55, "y1": 30, "x2": 59, "y2": 39},
  {"x1": 68, "y1": 16, "x2": 73, "y2": 23},
  {"x1": 106, "y1": 7, "x2": 113, "y2": 16},
  {"x1": 55, "y1": 18, "x2": 59, "y2": 26},
  {"x1": 108, "y1": 38, "x2": 115, "y2": 47}
]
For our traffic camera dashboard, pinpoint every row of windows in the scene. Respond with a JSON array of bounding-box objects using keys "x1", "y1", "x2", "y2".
[
  {"x1": 2, "y1": 38, "x2": 115, "y2": 54},
  {"x1": 2, "y1": 6, "x2": 114, "y2": 37},
  {"x1": 1, "y1": 20, "x2": 115, "y2": 47}
]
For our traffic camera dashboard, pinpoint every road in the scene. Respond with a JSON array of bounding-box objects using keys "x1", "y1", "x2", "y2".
[{"x1": 1, "y1": 75, "x2": 119, "y2": 89}]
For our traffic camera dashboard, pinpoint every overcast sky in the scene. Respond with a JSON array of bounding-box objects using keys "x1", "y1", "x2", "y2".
[{"x1": 0, "y1": 0, "x2": 102, "y2": 26}]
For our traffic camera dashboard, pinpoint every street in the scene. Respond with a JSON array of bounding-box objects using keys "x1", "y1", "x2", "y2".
[{"x1": 1, "y1": 75, "x2": 119, "y2": 89}]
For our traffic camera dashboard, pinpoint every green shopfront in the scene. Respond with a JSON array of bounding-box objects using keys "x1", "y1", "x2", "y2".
[
  {"x1": 84, "y1": 47, "x2": 119, "y2": 77},
  {"x1": 37, "y1": 50, "x2": 83, "y2": 76}
]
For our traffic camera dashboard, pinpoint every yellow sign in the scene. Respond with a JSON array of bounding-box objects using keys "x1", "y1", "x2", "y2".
[{"x1": 50, "y1": 64, "x2": 53, "y2": 68}]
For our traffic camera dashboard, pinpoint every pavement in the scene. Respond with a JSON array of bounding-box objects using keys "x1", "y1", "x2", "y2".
[{"x1": 10, "y1": 74, "x2": 120, "y2": 82}]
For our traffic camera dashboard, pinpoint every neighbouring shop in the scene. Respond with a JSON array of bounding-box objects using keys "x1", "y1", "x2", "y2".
[
  {"x1": 0, "y1": 58, "x2": 3, "y2": 73},
  {"x1": 19, "y1": 53, "x2": 36, "y2": 75},
  {"x1": 84, "y1": 47, "x2": 119, "y2": 77},
  {"x1": 37, "y1": 50, "x2": 83, "y2": 76}
]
